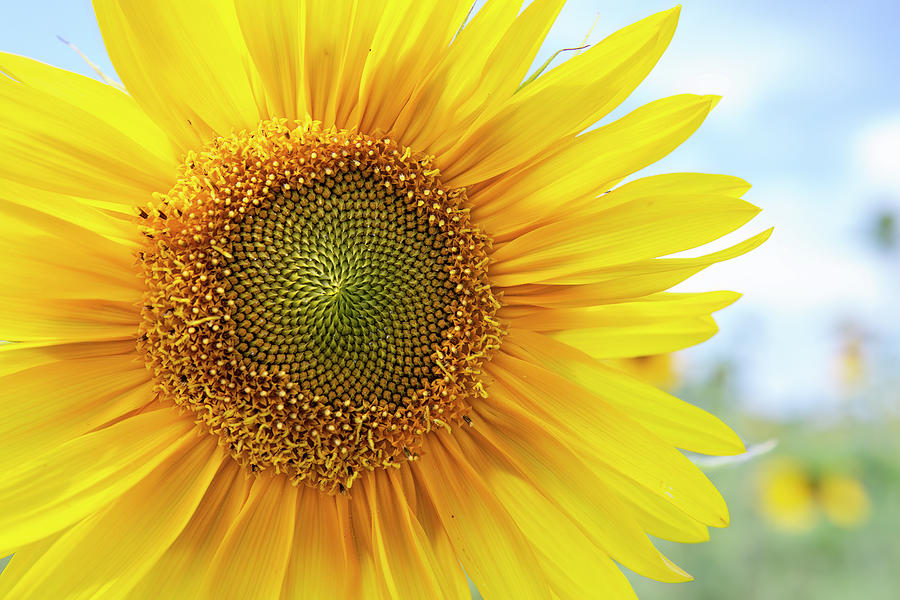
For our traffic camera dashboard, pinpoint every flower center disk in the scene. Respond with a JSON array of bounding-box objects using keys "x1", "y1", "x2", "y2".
[{"x1": 138, "y1": 120, "x2": 500, "y2": 493}]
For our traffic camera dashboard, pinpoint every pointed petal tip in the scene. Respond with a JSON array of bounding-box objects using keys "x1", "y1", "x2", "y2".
[
  {"x1": 715, "y1": 290, "x2": 743, "y2": 310},
  {"x1": 705, "y1": 94, "x2": 723, "y2": 110},
  {"x1": 663, "y1": 5, "x2": 683, "y2": 24},
  {"x1": 662, "y1": 555, "x2": 693, "y2": 583}
]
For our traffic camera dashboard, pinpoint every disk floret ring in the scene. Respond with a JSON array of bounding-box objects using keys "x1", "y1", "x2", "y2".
[{"x1": 137, "y1": 120, "x2": 501, "y2": 493}]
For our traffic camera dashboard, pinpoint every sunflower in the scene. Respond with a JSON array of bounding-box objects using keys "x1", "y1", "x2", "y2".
[
  {"x1": 0, "y1": 1, "x2": 769, "y2": 598},
  {"x1": 609, "y1": 354, "x2": 680, "y2": 390},
  {"x1": 756, "y1": 458, "x2": 872, "y2": 532}
]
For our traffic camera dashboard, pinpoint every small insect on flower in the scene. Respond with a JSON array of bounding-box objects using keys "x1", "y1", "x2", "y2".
[{"x1": 0, "y1": 1, "x2": 768, "y2": 598}]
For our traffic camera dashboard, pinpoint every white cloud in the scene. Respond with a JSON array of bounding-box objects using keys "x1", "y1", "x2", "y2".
[
  {"x1": 673, "y1": 178, "x2": 886, "y2": 311},
  {"x1": 852, "y1": 115, "x2": 900, "y2": 197}
]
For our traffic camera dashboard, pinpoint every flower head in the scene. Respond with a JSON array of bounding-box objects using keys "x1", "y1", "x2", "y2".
[{"x1": 0, "y1": 2, "x2": 767, "y2": 598}]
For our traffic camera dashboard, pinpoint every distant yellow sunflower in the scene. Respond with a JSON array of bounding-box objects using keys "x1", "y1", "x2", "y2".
[
  {"x1": 609, "y1": 354, "x2": 680, "y2": 389},
  {"x1": 0, "y1": 1, "x2": 769, "y2": 598},
  {"x1": 756, "y1": 458, "x2": 871, "y2": 532}
]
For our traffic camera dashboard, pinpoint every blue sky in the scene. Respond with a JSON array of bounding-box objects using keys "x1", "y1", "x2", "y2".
[{"x1": 2, "y1": 1, "x2": 898, "y2": 417}]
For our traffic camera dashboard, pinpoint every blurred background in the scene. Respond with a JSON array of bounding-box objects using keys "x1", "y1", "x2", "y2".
[{"x1": 2, "y1": 1, "x2": 898, "y2": 598}]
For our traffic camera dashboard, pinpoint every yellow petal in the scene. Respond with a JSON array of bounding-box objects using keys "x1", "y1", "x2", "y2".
[
  {"x1": 593, "y1": 171, "x2": 753, "y2": 213},
  {"x1": 505, "y1": 328, "x2": 746, "y2": 456},
  {"x1": 351, "y1": 0, "x2": 471, "y2": 135},
  {"x1": 0, "y1": 408, "x2": 195, "y2": 555},
  {"x1": 441, "y1": 8, "x2": 680, "y2": 187},
  {"x1": 396, "y1": 0, "x2": 565, "y2": 153},
  {"x1": 0, "y1": 177, "x2": 142, "y2": 239},
  {"x1": 507, "y1": 228, "x2": 773, "y2": 296},
  {"x1": 0, "y1": 53, "x2": 175, "y2": 205},
  {"x1": 93, "y1": 0, "x2": 264, "y2": 150},
  {"x1": 490, "y1": 190, "x2": 759, "y2": 287},
  {"x1": 553, "y1": 315, "x2": 720, "y2": 358},
  {"x1": 233, "y1": 0, "x2": 308, "y2": 122},
  {"x1": 501, "y1": 291, "x2": 741, "y2": 330},
  {"x1": 397, "y1": 468, "x2": 472, "y2": 600},
  {"x1": 0, "y1": 354, "x2": 150, "y2": 468},
  {"x1": 474, "y1": 95, "x2": 721, "y2": 240},
  {"x1": 598, "y1": 463, "x2": 711, "y2": 543},
  {"x1": 363, "y1": 470, "x2": 470, "y2": 599},
  {"x1": 0, "y1": 200, "x2": 141, "y2": 303},
  {"x1": 128, "y1": 462, "x2": 253, "y2": 600},
  {"x1": 280, "y1": 487, "x2": 360, "y2": 600},
  {"x1": 235, "y1": 0, "x2": 386, "y2": 127},
  {"x1": 487, "y1": 353, "x2": 731, "y2": 527},
  {"x1": 7, "y1": 434, "x2": 221, "y2": 599},
  {"x1": 501, "y1": 292, "x2": 739, "y2": 358},
  {"x1": 347, "y1": 477, "x2": 392, "y2": 600},
  {"x1": 0, "y1": 296, "x2": 137, "y2": 343},
  {"x1": 390, "y1": 0, "x2": 522, "y2": 148},
  {"x1": 461, "y1": 409, "x2": 690, "y2": 584},
  {"x1": 0, "y1": 339, "x2": 136, "y2": 378},
  {"x1": 203, "y1": 475, "x2": 297, "y2": 600},
  {"x1": 305, "y1": 1, "x2": 385, "y2": 127},
  {"x1": 412, "y1": 431, "x2": 552, "y2": 599},
  {"x1": 0, "y1": 531, "x2": 67, "y2": 598}
]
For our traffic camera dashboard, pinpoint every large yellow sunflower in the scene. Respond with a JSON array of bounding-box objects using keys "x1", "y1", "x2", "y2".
[{"x1": 0, "y1": 1, "x2": 769, "y2": 598}]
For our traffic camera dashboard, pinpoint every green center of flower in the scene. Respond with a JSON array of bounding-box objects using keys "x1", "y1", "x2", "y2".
[
  {"x1": 229, "y1": 177, "x2": 458, "y2": 406},
  {"x1": 137, "y1": 121, "x2": 501, "y2": 493}
]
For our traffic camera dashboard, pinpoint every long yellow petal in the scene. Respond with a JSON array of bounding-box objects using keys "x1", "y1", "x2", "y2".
[
  {"x1": 507, "y1": 229, "x2": 773, "y2": 299},
  {"x1": 490, "y1": 192, "x2": 760, "y2": 287},
  {"x1": 412, "y1": 431, "x2": 552, "y2": 599},
  {"x1": 502, "y1": 291, "x2": 741, "y2": 329},
  {"x1": 347, "y1": 476, "x2": 392, "y2": 600},
  {"x1": 7, "y1": 434, "x2": 221, "y2": 599},
  {"x1": 203, "y1": 475, "x2": 297, "y2": 599},
  {"x1": 0, "y1": 339, "x2": 137, "y2": 378},
  {"x1": 0, "y1": 296, "x2": 138, "y2": 343},
  {"x1": 0, "y1": 53, "x2": 175, "y2": 206},
  {"x1": 0, "y1": 179, "x2": 138, "y2": 240},
  {"x1": 0, "y1": 355, "x2": 150, "y2": 468},
  {"x1": 597, "y1": 462, "x2": 710, "y2": 544},
  {"x1": 233, "y1": 0, "x2": 308, "y2": 122},
  {"x1": 305, "y1": 1, "x2": 385, "y2": 128},
  {"x1": 553, "y1": 315, "x2": 720, "y2": 358},
  {"x1": 395, "y1": 468, "x2": 472, "y2": 600},
  {"x1": 363, "y1": 470, "x2": 470, "y2": 600},
  {"x1": 395, "y1": 0, "x2": 565, "y2": 153},
  {"x1": 351, "y1": 0, "x2": 471, "y2": 135},
  {"x1": 0, "y1": 531, "x2": 67, "y2": 598},
  {"x1": 235, "y1": 0, "x2": 385, "y2": 127},
  {"x1": 0, "y1": 408, "x2": 195, "y2": 555},
  {"x1": 0, "y1": 201, "x2": 141, "y2": 304},
  {"x1": 505, "y1": 328, "x2": 746, "y2": 456},
  {"x1": 93, "y1": 0, "x2": 264, "y2": 150},
  {"x1": 502, "y1": 292, "x2": 738, "y2": 357},
  {"x1": 0, "y1": 240, "x2": 139, "y2": 303},
  {"x1": 389, "y1": 0, "x2": 522, "y2": 149},
  {"x1": 473, "y1": 95, "x2": 721, "y2": 239},
  {"x1": 280, "y1": 486, "x2": 359, "y2": 600},
  {"x1": 487, "y1": 353, "x2": 731, "y2": 527},
  {"x1": 441, "y1": 8, "x2": 680, "y2": 187},
  {"x1": 127, "y1": 462, "x2": 252, "y2": 600},
  {"x1": 594, "y1": 171, "x2": 753, "y2": 212},
  {"x1": 460, "y1": 411, "x2": 690, "y2": 585}
]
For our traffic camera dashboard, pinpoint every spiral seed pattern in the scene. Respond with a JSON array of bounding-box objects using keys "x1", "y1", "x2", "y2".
[{"x1": 137, "y1": 121, "x2": 500, "y2": 492}]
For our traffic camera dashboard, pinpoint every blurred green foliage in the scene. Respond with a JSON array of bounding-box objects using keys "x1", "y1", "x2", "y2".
[
  {"x1": 873, "y1": 210, "x2": 898, "y2": 251},
  {"x1": 627, "y1": 375, "x2": 900, "y2": 600}
]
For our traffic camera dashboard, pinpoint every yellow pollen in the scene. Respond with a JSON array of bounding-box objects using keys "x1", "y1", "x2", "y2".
[{"x1": 137, "y1": 120, "x2": 501, "y2": 493}]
